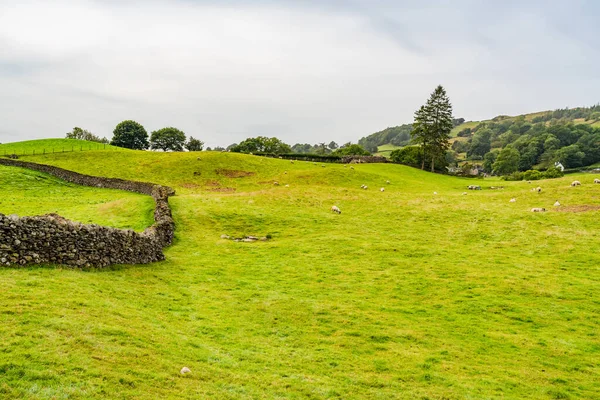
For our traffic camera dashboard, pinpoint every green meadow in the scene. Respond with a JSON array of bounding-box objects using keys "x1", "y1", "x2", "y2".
[{"x1": 1, "y1": 139, "x2": 599, "y2": 399}]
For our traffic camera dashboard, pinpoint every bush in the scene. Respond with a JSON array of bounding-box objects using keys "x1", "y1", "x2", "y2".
[{"x1": 502, "y1": 167, "x2": 564, "y2": 181}]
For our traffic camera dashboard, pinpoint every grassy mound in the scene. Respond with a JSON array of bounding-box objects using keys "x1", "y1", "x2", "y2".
[{"x1": 1, "y1": 142, "x2": 599, "y2": 399}]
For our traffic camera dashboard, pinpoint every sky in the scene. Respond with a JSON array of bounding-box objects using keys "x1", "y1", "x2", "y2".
[{"x1": 1, "y1": 0, "x2": 599, "y2": 147}]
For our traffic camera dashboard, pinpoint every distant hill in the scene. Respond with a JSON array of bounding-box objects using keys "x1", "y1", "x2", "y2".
[{"x1": 360, "y1": 105, "x2": 600, "y2": 172}]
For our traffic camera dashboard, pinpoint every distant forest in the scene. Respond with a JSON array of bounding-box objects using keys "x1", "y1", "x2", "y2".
[{"x1": 359, "y1": 105, "x2": 600, "y2": 173}]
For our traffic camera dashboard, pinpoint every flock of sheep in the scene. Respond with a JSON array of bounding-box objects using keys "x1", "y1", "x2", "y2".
[
  {"x1": 329, "y1": 173, "x2": 600, "y2": 215},
  {"x1": 523, "y1": 179, "x2": 599, "y2": 212}
]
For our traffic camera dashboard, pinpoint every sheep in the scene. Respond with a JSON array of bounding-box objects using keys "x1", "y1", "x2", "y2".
[
  {"x1": 433, "y1": 191, "x2": 438, "y2": 195},
  {"x1": 363, "y1": 185, "x2": 368, "y2": 190},
  {"x1": 285, "y1": 184, "x2": 289, "y2": 187},
  {"x1": 594, "y1": 178, "x2": 600, "y2": 184},
  {"x1": 380, "y1": 188, "x2": 385, "y2": 192},
  {"x1": 273, "y1": 181, "x2": 280, "y2": 186},
  {"x1": 531, "y1": 207, "x2": 546, "y2": 212},
  {"x1": 331, "y1": 205, "x2": 341, "y2": 214},
  {"x1": 180, "y1": 367, "x2": 192, "y2": 375},
  {"x1": 461, "y1": 192, "x2": 467, "y2": 195},
  {"x1": 350, "y1": 166, "x2": 354, "y2": 170},
  {"x1": 532, "y1": 187, "x2": 542, "y2": 193},
  {"x1": 468, "y1": 185, "x2": 481, "y2": 190},
  {"x1": 571, "y1": 180, "x2": 581, "y2": 187},
  {"x1": 554, "y1": 200, "x2": 560, "y2": 207},
  {"x1": 360, "y1": 184, "x2": 365, "y2": 189},
  {"x1": 509, "y1": 198, "x2": 516, "y2": 203},
  {"x1": 284, "y1": 171, "x2": 287, "y2": 174},
  {"x1": 386, "y1": 180, "x2": 390, "y2": 184},
  {"x1": 290, "y1": 160, "x2": 294, "y2": 164}
]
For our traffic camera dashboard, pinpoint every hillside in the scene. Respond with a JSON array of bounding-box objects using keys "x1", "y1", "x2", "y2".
[
  {"x1": 361, "y1": 105, "x2": 600, "y2": 173},
  {"x1": 1, "y1": 140, "x2": 600, "y2": 398}
]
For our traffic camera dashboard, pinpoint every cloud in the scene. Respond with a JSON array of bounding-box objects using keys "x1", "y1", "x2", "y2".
[{"x1": 0, "y1": 0, "x2": 598, "y2": 146}]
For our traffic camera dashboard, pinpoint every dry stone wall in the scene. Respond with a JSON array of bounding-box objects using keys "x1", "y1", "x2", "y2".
[{"x1": 0, "y1": 158, "x2": 175, "y2": 268}]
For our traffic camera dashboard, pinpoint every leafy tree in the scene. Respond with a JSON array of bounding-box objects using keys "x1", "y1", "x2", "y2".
[
  {"x1": 185, "y1": 136, "x2": 204, "y2": 151},
  {"x1": 492, "y1": 146, "x2": 520, "y2": 175},
  {"x1": 332, "y1": 144, "x2": 370, "y2": 156},
  {"x1": 411, "y1": 85, "x2": 454, "y2": 172},
  {"x1": 451, "y1": 140, "x2": 469, "y2": 153},
  {"x1": 555, "y1": 144, "x2": 585, "y2": 168},
  {"x1": 328, "y1": 141, "x2": 339, "y2": 150},
  {"x1": 230, "y1": 136, "x2": 291, "y2": 154},
  {"x1": 390, "y1": 146, "x2": 447, "y2": 171},
  {"x1": 314, "y1": 143, "x2": 330, "y2": 155},
  {"x1": 150, "y1": 127, "x2": 186, "y2": 152},
  {"x1": 467, "y1": 129, "x2": 491, "y2": 158},
  {"x1": 111, "y1": 120, "x2": 149, "y2": 150},
  {"x1": 65, "y1": 127, "x2": 108, "y2": 143},
  {"x1": 483, "y1": 150, "x2": 499, "y2": 173}
]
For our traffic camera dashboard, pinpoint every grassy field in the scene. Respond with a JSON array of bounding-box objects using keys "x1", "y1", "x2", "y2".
[
  {"x1": 0, "y1": 165, "x2": 154, "y2": 231},
  {"x1": 1, "y1": 139, "x2": 600, "y2": 399},
  {"x1": 0, "y1": 139, "x2": 122, "y2": 157},
  {"x1": 375, "y1": 144, "x2": 401, "y2": 158}
]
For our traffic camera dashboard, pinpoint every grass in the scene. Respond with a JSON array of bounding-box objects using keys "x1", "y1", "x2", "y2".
[
  {"x1": 0, "y1": 165, "x2": 154, "y2": 231},
  {"x1": 375, "y1": 144, "x2": 401, "y2": 158},
  {"x1": 0, "y1": 138, "x2": 122, "y2": 157},
  {"x1": 1, "y1": 139, "x2": 600, "y2": 399}
]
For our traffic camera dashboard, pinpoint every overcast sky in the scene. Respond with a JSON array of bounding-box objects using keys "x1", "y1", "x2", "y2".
[{"x1": 1, "y1": 0, "x2": 599, "y2": 147}]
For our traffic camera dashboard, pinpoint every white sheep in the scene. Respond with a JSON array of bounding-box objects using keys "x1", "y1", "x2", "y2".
[
  {"x1": 433, "y1": 191, "x2": 438, "y2": 195},
  {"x1": 571, "y1": 181, "x2": 581, "y2": 187},
  {"x1": 331, "y1": 205, "x2": 341, "y2": 214},
  {"x1": 363, "y1": 185, "x2": 368, "y2": 190},
  {"x1": 509, "y1": 198, "x2": 516, "y2": 203},
  {"x1": 554, "y1": 200, "x2": 560, "y2": 207},
  {"x1": 180, "y1": 367, "x2": 191, "y2": 375},
  {"x1": 461, "y1": 192, "x2": 467, "y2": 195},
  {"x1": 594, "y1": 178, "x2": 600, "y2": 184},
  {"x1": 386, "y1": 180, "x2": 390, "y2": 184},
  {"x1": 535, "y1": 187, "x2": 542, "y2": 193},
  {"x1": 380, "y1": 188, "x2": 385, "y2": 192},
  {"x1": 531, "y1": 207, "x2": 546, "y2": 212}
]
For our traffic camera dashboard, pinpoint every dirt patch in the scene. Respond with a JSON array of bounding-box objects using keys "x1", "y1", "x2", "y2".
[
  {"x1": 181, "y1": 183, "x2": 200, "y2": 189},
  {"x1": 555, "y1": 205, "x2": 600, "y2": 213},
  {"x1": 208, "y1": 187, "x2": 236, "y2": 193},
  {"x1": 204, "y1": 180, "x2": 221, "y2": 187},
  {"x1": 215, "y1": 169, "x2": 255, "y2": 178}
]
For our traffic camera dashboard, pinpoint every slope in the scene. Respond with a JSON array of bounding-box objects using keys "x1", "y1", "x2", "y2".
[{"x1": 0, "y1": 142, "x2": 599, "y2": 399}]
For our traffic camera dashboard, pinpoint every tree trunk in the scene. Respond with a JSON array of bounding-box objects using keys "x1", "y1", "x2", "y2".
[
  {"x1": 431, "y1": 154, "x2": 435, "y2": 173},
  {"x1": 421, "y1": 144, "x2": 426, "y2": 170}
]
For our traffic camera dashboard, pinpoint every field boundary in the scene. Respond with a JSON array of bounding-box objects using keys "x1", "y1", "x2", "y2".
[{"x1": 0, "y1": 158, "x2": 175, "y2": 268}]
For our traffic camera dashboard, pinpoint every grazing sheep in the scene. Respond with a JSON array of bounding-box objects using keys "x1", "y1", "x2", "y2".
[
  {"x1": 594, "y1": 178, "x2": 600, "y2": 184},
  {"x1": 571, "y1": 180, "x2": 581, "y2": 187},
  {"x1": 350, "y1": 166, "x2": 354, "y2": 170},
  {"x1": 433, "y1": 191, "x2": 438, "y2": 195},
  {"x1": 554, "y1": 200, "x2": 560, "y2": 207},
  {"x1": 380, "y1": 188, "x2": 385, "y2": 192},
  {"x1": 386, "y1": 180, "x2": 390, "y2": 184},
  {"x1": 331, "y1": 205, "x2": 341, "y2": 214},
  {"x1": 285, "y1": 184, "x2": 289, "y2": 187},
  {"x1": 468, "y1": 185, "x2": 481, "y2": 190},
  {"x1": 461, "y1": 192, "x2": 467, "y2": 195},
  {"x1": 290, "y1": 160, "x2": 294, "y2": 164},
  {"x1": 534, "y1": 187, "x2": 542, "y2": 193},
  {"x1": 531, "y1": 207, "x2": 546, "y2": 212},
  {"x1": 509, "y1": 198, "x2": 516, "y2": 203},
  {"x1": 273, "y1": 181, "x2": 279, "y2": 186},
  {"x1": 363, "y1": 185, "x2": 368, "y2": 190},
  {"x1": 180, "y1": 367, "x2": 191, "y2": 375},
  {"x1": 360, "y1": 184, "x2": 365, "y2": 189}
]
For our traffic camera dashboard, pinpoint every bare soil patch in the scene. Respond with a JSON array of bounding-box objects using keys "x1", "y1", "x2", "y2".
[
  {"x1": 208, "y1": 187, "x2": 236, "y2": 193},
  {"x1": 215, "y1": 169, "x2": 255, "y2": 178}
]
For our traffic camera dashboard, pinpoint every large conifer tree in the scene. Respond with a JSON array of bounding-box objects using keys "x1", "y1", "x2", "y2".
[{"x1": 411, "y1": 85, "x2": 453, "y2": 172}]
